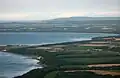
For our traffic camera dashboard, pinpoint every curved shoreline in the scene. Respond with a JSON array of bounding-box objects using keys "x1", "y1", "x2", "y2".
[
  {"x1": 1, "y1": 34, "x2": 120, "y2": 78},
  {"x1": 0, "y1": 51, "x2": 43, "y2": 78}
]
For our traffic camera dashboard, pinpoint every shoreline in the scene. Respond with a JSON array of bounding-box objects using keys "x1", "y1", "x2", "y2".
[
  {"x1": 0, "y1": 33, "x2": 119, "y2": 47},
  {"x1": 0, "y1": 51, "x2": 43, "y2": 78},
  {"x1": 0, "y1": 31, "x2": 119, "y2": 34},
  {"x1": 1, "y1": 34, "x2": 120, "y2": 78}
]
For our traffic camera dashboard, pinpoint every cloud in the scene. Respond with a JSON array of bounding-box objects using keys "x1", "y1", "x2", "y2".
[
  {"x1": 0, "y1": 11, "x2": 120, "y2": 20},
  {"x1": 57, "y1": 12, "x2": 88, "y2": 17},
  {"x1": 95, "y1": 12, "x2": 120, "y2": 16},
  {"x1": 0, "y1": 13, "x2": 29, "y2": 20},
  {"x1": 91, "y1": 11, "x2": 120, "y2": 17},
  {"x1": 0, "y1": 0, "x2": 119, "y2": 20},
  {"x1": 0, "y1": 12, "x2": 61, "y2": 20},
  {"x1": 58, "y1": 11, "x2": 120, "y2": 17}
]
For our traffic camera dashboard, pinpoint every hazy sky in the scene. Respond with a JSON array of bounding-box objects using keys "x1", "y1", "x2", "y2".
[{"x1": 0, "y1": 0, "x2": 119, "y2": 20}]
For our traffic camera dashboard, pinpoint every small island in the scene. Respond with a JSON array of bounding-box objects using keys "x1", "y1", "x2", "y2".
[{"x1": 1, "y1": 35, "x2": 120, "y2": 78}]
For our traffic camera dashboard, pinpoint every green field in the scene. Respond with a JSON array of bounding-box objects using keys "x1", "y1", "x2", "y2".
[{"x1": 6, "y1": 40, "x2": 120, "y2": 78}]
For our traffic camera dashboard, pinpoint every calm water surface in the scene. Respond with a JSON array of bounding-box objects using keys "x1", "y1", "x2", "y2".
[{"x1": 0, "y1": 32, "x2": 118, "y2": 45}]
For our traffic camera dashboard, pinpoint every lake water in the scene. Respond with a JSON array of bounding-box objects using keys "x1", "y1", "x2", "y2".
[{"x1": 0, "y1": 32, "x2": 118, "y2": 78}]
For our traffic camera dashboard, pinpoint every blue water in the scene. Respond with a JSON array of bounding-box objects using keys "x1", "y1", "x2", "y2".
[
  {"x1": 0, "y1": 32, "x2": 118, "y2": 45},
  {"x1": 0, "y1": 32, "x2": 118, "y2": 78},
  {"x1": 0, "y1": 52, "x2": 41, "y2": 78}
]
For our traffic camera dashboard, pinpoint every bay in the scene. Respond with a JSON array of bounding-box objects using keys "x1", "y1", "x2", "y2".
[
  {"x1": 0, "y1": 32, "x2": 118, "y2": 45},
  {"x1": 0, "y1": 32, "x2": 118, "y2": 78},
  {"x1": 0, "y1": 51, "x2": 42, "y2": 78}
]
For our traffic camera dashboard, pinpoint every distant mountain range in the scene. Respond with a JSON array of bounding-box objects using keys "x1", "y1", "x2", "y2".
[
  {"x1": 39, "y1": 17, "x2": 120, "y2": 24},
  {"x1": 0, "y1": 17, "x2": 120, "y2": 23},
  {"x1": 45, "y1": 16, "x2": 118, "y2": 21}
]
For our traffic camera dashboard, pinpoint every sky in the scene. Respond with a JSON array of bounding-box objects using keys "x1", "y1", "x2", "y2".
[{"x1": 0, "y1": 0, "x2": 120, "y2": 20}]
